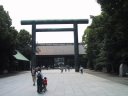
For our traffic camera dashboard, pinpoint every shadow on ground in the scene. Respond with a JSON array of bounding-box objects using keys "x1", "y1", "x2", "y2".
[{"x1": 0, "y1": 71, "x2": 28, "y2": 78}]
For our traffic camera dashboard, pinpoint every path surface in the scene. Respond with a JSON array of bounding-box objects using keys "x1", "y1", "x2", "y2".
[{"x1": 0, "y1": 69, "x2": 128, "y2": 96}]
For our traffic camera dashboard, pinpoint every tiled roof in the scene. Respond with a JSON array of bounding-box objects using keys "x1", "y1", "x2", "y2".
[
  {"x1": 13, "y1": 50, "x2": 29, "y2": 61},
  {"x1": 36, "y1": 43, "x2": 86, "y2": 55}
]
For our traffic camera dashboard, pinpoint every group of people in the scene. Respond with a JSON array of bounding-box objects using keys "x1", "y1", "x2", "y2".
[
  {"x1": 31, "y1": 65, "x2": 83, "y2": 93},
  {"x1": 31, "y1": 67, "x2": 48, "y2": 93},
  {"x1": 60, "y1": 65, "x2": 70, "y2": 73},
  {"x1": 59, "y1": 65, "x2": 84, "y2": 74}
]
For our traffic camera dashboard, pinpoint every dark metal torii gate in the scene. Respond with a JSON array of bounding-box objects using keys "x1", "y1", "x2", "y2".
[{"x1": 21, "y1": 19, "x2": 88, "y2": 72}]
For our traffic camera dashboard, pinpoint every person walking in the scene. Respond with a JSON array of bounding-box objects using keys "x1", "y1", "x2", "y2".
[
  {"x1": 80, "y1": 66, "x2": 84, "y2": 74},
  {"x1": 36, "y1": 70, "x2": 43, "y2": 93},
  {"x1": 65, "y1": 66, "x2": 67, "y2": 72},
  {"x1": 67, "y1": 65, "x2": 70, "y2": 72},
  {"x1": 60, "y1": 67, "x2": 64, "y2": 73},
  {"x1": 31, "y1": 68, "x2": 36, "y2": 86}
]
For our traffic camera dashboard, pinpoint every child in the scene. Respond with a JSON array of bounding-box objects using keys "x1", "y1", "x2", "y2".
[{"x1": 42, "y1": 77, "x2": 47, "y2": 91}]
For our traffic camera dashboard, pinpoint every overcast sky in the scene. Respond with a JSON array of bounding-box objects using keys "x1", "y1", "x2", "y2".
[{"x1": 1, "y1": 0, "x2": 101, "y2": 43}]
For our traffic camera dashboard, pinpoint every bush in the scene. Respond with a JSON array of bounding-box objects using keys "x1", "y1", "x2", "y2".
[{"x1": 94, "y1": 63, "x2": 104, "y2": 71}]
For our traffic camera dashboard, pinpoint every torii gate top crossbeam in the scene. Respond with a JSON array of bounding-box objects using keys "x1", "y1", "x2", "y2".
[{"x1": 21, "y1": 19, "x2": 88, "y2": 25}]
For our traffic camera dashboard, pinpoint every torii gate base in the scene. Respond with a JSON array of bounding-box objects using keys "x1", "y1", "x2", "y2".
[{"x1": 21, "y1": 19, "x2": 88, "y2": 72}]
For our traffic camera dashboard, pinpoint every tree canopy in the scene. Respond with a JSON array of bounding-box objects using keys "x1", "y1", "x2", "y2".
[
  {"x1": 0, "y1": 5, "x2": 31, "y2": 74},
  {"x1": 82, "y1": 0, "x2": 128, "y2": 73},
  {"x1": 16, "y1": 29, "x2": 32, "y2": 60}
]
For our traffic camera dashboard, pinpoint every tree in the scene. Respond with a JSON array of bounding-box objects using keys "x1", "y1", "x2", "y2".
[
  {"x1": 97, "y1": 0, "x2": 128, "y2": 73},
  {"x1": 0, "y1": 5, "x2": 18, "y2": 73},
  {"x1": 83, "y1": 0, "x2": 128, "y2": 74},
  {"x1": 82, "y1": 13, "x2": 108, "y2": 70},
  {"x1": 16, "y1": 29, "x2": 32, "y2": 60}
]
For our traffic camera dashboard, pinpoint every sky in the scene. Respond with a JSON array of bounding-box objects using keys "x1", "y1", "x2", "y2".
[{"x1": 0, "y1": 0, "x2": 101, "y2": 43}]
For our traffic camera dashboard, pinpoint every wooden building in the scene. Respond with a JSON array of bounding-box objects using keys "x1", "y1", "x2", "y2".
[
  {"x1": 13, "y1": 50, "x2": 30, "y2": 71},
  {"x1": 36, "y1": 43, "x2": 86, "y2": 68}
]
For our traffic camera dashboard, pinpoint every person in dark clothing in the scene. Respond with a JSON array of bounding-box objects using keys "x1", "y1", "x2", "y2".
[
  {"x1": 36, "y1": 71, "x2": 43, "y2": 93},
  {"x1": 67, "y1": 65, "x2": 70, "y2": 72}
]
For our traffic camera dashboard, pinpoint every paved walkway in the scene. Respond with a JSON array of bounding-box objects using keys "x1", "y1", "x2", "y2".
[
  {"x1": 0, "y1": 69, "x2": 128, "y2": 96},
  {"x1": 85, "y1": 69, "x2": 128, "y2": 85}
]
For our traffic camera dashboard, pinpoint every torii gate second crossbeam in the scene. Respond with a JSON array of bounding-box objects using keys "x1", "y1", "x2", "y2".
[{"x1": 21, "y1": 19, "x2": 88, "y2": 72}]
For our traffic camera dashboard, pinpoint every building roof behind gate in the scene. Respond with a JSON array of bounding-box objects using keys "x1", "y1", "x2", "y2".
[{"x1": 36, "y1": 43, "x2": 86, "y2": 55}]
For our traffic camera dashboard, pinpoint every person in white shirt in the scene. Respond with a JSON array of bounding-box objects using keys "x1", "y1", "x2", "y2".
[{"x1": 80, "y1": 66, "x2": 84, "y2": 74}]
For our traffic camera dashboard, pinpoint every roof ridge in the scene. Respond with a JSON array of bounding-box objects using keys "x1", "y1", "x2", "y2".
[{"x1": 36, "y1": 43, "x2": 83, "y2": 46}]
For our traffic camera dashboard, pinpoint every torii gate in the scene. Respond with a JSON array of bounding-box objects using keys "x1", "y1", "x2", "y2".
[{"x1": 21, "y1": 19, "x2": 88, "y2": 72}]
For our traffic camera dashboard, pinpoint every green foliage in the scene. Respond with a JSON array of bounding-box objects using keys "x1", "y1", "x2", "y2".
[
  {"x1": 16, "y1": 29, "x2": 32, "y2": 60},
  {"x1": 0, "y1": 5, "x2": 11, "y2": 43},
  {"x1": 82, "y1": 13, "x2": 108, "y2": 70},
  {"x1": 0, "y1": 6, "x2": 18, "y2": 73},
  {"x1": 83, "y1": 1, "x2": 128, "y2": 73},
  {"x1": 0, "y1": 6, "x2": 32, "y2": 73},
  {"x1": 17, "y1": 29, "x2": 31, "y2": 46}
]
